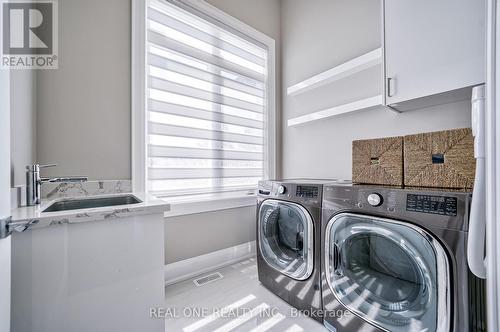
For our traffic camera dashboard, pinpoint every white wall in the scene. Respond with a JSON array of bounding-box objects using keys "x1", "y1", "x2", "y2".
[
  {"x1": 36, "y1": 0, "x2": 131, "y2": 180},
  {"x1": 10, "y1": 0, "x2": 131, "y2": 182},
  {"x1": 281, "y1": 0, "x2": 472, "y2": 180},
  {"x1": 10, "y1": 71, "x2": 36, "y2": 187},
  {"x1": 207, "y1": 0, "x2": 280, "y2": 42},
  {"x1": 165, "y1": 206, "x2": 256, "y2": 263}
]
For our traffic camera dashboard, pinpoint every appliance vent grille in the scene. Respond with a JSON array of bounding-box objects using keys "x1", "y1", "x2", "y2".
[{"x1": 193, "y1": 272, "x2": 223, "y2": 287}]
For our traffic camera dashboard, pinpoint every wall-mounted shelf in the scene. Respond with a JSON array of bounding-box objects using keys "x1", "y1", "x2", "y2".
[
  {"x1": 287, "y1": 48, "x2": 382, "y2": 96},
  {"x1": 287, "y1": 95, "x2": 383, "y2": 127}
]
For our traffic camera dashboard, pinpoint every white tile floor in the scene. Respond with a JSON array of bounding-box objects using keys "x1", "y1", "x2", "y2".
[{"x1": 164, "y1": 258, "x2": 328, "y2": 332}]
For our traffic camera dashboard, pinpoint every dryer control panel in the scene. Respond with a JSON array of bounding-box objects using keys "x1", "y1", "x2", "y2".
[
  {"x1": 257, "y1": 180, "x2": 328, "y2": 208},
  {"x1": 296, "y1": 185, "x2": 319, "y2": 198}
]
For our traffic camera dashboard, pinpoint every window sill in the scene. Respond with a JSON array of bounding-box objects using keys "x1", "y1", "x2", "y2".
[{"x1": 161, "y1": 193, "x2": 257, "y2": 218}]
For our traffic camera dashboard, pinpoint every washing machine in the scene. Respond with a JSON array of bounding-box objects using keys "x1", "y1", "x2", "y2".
[
  {"x1": 321, "y1": 183, "x2": 486, "y2": 332},
  {"x1": 257, "y1": 179, "x2": 336, "y2": 322}
]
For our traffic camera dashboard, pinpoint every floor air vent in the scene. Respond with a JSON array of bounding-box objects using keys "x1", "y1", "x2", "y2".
[{"x1": 193, "y1": 272, "x2": 223, "y2": 287}]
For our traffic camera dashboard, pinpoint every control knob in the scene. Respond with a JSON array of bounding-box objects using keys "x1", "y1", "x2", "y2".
[
  {"x1": 367, "y1": 193, "x2": 383, "y2": 207},
  {"x1": 278, "y1": 185, "x2": 286, "y2": 195}
]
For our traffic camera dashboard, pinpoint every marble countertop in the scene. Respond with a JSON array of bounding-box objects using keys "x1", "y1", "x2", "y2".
[{"x1": 10, "y1": 192, "x2": 170, "y2": 231}]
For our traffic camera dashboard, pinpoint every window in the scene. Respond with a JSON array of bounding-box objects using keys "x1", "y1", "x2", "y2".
[{"x1": 132, "y1": 0, "x2": 276, "y2": 204}]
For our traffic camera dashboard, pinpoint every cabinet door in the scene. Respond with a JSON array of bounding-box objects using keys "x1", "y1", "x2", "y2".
[{"x1": 384, "y1": 0, "x2": 485, "y2": 108}]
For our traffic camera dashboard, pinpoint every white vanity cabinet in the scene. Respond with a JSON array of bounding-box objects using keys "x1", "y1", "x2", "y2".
[
  {"x1": 9, "y1": 193, "x2": 169, "y2": 332},
  {"x1": 11, "y1": 214, "x2": 165, "y2": 332},
  {"x1": 383, "y1": 0, "x2": 486, "y2": 111}
]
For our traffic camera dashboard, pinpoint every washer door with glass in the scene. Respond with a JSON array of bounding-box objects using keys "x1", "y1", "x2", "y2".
[
  {"x1": 325, "y1": 213, "x2": 450, "y2": 332},
  {"x1": 258, "y1": 199, "x2": 314, "y2": 281}
]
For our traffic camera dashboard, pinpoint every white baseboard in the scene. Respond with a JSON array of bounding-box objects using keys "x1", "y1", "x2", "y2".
[{"x1": 164, "y1": 241, "x2": 256, "y2": 286}]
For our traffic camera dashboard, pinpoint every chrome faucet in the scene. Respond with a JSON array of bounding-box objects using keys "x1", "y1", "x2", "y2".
[{"x1": 26, "y1": 163, "x2": 88, "y2": 206}]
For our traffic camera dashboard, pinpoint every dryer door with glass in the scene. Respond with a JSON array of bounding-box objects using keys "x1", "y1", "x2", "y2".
[
  {"x1": 258, "y1": 199, "x2": 314, "y2": 281},
  {"x1": 325, "y1": 213, "x2": 450, "y2": 332}
]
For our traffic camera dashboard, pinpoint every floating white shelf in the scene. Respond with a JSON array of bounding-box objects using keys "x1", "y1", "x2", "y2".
[
  {"x1": 287, "y1": 95, "x2": 383, "y2": 127},
  {"x1": 287, "y1": 48, "x2": 382, "y2": 96}
]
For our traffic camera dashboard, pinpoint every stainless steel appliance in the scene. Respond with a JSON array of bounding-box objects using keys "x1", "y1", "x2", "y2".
[
  {"x1": 321, "y1": 183, "x2": 486, "y2": 332},
  {"x1": 257, "y1": 179, "x2": 336, "y2": 322}
]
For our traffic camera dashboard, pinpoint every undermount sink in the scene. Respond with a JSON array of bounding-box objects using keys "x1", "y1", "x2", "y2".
[{"x1": 42, "y1": 195, "x2": 143, "y2": 212}]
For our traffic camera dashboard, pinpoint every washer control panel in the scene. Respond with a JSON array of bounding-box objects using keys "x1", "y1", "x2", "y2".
[
  {"x1": 406, "y1": 194, "x2": 458, "y2": 216},
  {"x1": 367, "y1": 193, "x2": 383, "y2": 207}
]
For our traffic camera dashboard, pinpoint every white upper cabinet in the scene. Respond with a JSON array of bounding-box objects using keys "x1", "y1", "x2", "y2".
[{"x1": 383, "y1": 0, "x2": 486, "y2": 111}]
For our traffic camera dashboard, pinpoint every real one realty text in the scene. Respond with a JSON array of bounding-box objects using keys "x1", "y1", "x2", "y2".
[{"x1": 150, "y1": 307, "x2": 351, "y2": 319}]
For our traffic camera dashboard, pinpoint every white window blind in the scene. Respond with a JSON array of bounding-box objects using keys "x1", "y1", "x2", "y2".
[{"x1": 146, "y1": 0, "x2": 270, "y2": 198}]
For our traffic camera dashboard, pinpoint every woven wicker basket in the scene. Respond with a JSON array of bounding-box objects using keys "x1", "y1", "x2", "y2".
[
  {"x1": 404, "y1": 128, "x2": 475, "y2": 189},
  {"x1": 352, "y1": 136, "x2": 404, "y2": 186}
]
